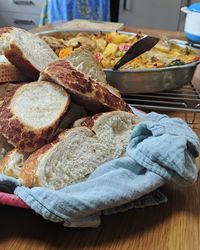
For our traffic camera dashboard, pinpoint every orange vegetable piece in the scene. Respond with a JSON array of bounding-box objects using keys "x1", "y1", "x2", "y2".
[{"x1": 59, "y1": 47, "x2": 73, "y2": 58}]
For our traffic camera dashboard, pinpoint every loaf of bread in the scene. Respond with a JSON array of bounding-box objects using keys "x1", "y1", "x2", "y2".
[
  {"x1": 20, "y1": 111, "x2": 137, "y2": 189},
  {"x1": 0, "y1": 149, "x2": 29, "y2": 178},
  {"x1": 0, "y1": 55, "x2": 27, "y2": 83},
  {"x1": 0, "y1": 81, "x2": 70, "y2": 152},
  {"x1": 66, "y1": 47, "x2": 121, "y2": 97},
  {"x1": 0, "y1": 27, "x2": 58, "y2": 80},
  {"x1": 40, "y1": 59, "x2": 131, "y2": 113}
]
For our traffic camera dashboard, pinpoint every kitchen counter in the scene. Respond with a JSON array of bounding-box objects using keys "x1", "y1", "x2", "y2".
[{"x1": 1, "y1": 23, "x2": 200, "y2": 250}]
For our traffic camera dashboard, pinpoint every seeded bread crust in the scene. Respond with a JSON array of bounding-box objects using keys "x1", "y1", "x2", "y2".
[
  {"x1": 4, "y1": 44, "x2": 39, "y2": 80},
  {"x1": 40, "y1": 59, "x2": 131, "y2": 113},
  {"x1": 0, "y1": 82, "x2": 70, "y2": 152}
]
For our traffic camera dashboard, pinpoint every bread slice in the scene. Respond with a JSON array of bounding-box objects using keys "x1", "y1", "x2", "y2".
[
  {"x1": 0, "y1": 55, "x2": 27, "y2": 83},
  {"x1": 40, "y1": 59, "x2": 131, "y2": 113},
  {"x1": 0, "y1": 149, "x2": 29, "y2": 178},
  {"x1": 0, "y1": 27, "x2": 58, "y2": 80},
  {"x1": 20, "y1": 111, "x2": 137, "y2": 189},
  {"x1": 66, "y1": 47, "x2": 121, "y2": 97},
  {"x1": 0, "y1": 81, "x2": 70, "y2": 152},
  {"x1": 0, "y1": 134, "x2": 13, "y2": 160}
]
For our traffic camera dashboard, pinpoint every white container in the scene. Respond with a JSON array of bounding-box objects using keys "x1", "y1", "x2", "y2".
[{"x1": 181, "y1": 3, "x2": 200, "y2": 43}]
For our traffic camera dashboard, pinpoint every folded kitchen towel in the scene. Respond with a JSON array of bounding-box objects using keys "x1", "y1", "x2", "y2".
[{"x1": 0, "y1": 112, "x2": 199, "y2": 227}]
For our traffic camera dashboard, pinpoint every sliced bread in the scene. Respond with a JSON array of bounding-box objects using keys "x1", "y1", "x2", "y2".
[
  {"x1": 0, "y1": 27, "x2": 58, "y2": 80},
  {"x1": 66, "y1": 47, "x2": 121, "y2": 97},
  {"x1": 40, "y1": 59, "x2": 131, "y2": 113},
  {"x1": 20, "y1": 111, "x2": 137, "y2": 189},
  {"x1": 0, "y1": 55, "x2": 27, "y2": 83},
  {"x1": 0, "y1": 81, "x2": 70, "y2": 152},
  {"x1": 0, "y1": 149, "x2": 29, "y2": 178}
]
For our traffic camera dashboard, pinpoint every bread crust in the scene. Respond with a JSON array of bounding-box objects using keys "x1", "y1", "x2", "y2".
[
  {"x1": 0, "y1": 149, "x2": 12, "y2": 173},
  {"x1": 40, "y1": 59, "x2": 131, "y2": 113},
  {"x1": 20, "y1": 139, "x2": 59, "y2": 187},
  {"x1": 20, "y1": 127, "x2": 89, "y2": 187},
  {"x1": 0, "y1": 82, "x2": 70, "y2": 152},
  {"x1": 5, "y1": 44, "x2": 39, "y2": 80}
]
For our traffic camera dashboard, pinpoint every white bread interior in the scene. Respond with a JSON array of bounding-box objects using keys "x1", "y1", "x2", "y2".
[
  {"x1": 20, "y1": 111, "x2": 137, "y2": 189},
  {"x1": 0, "y1": 81, "x2": 70, "y2": 152},
  {"x1": 12, "y1": 82, "x2": 68, "y2": 129},
  {"x1": 0, "y1": 149, "x2": 29, "y2": 178}
]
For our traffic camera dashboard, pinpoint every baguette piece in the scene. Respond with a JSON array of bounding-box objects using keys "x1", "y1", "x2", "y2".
[
  {"x1": 0, "y1": 55, "x2": 27, "y2": 83},
  {"x1": 0, "y1": 81, "x2": 70, "y2": 152},
  {"x1": 0, "y1": 149, "x2": 29, "y2": 178},
  {"x1": 20, "y1": 111, "x2": 137, "y2": 189},
  {"x1": 0, "y1": 134, "x2": 13, "y2": 160},
  {"x1": 40, "y1": 59, "x2": 131, "y2": 113},
  {"x1": 0, "y1": 27, "x2": 58, "y2": 80},
  {"x1": 66, "y1": 47, "x2": 121, "y2": 97}
]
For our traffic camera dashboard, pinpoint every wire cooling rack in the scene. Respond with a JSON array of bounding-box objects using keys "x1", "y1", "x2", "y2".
[{"x1": 123, "y1": 83, "x2": 200, "y2": 124}]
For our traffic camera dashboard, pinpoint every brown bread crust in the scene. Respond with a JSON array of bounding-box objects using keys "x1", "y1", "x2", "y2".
[
  {"x1": 5, "y1": 44, "x2": 39, "y2": 80},
  {"x1": 78, "y1": 113, "x2": 103, "y2": 129},
  {"x1": 0, "y1": 84, "x2": 70, "y2": 152},
  {"x1": 40, "y1": 59, "x2": 131, "y2": 113},
  {"x1": 20, "y1": 131, "x2": 69, "y2": 187}
]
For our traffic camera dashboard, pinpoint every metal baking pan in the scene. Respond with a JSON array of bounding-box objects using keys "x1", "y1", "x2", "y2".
[{"x1": 37, "y1": 29, "x2": 200, "y2": 94}]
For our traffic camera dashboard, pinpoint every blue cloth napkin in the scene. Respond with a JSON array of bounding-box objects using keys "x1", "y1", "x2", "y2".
[
  {"x1": 0, "y1": 112, "x2": 199, "y2": 227},
  {"x1": 39, "y1": 0, "x2": 110, "y2": 26}
]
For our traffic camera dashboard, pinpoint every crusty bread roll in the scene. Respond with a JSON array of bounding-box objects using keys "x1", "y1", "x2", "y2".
[
  {"x1": 66, "y1": 47, "x2": 121, "y2": 97},
  {"x1": 20, "y1": 111, "x2": 137, "y2": 189},
  {"x1": 0, "y1": 81, "x2": 70, "y2": 152},
  {"x1": 0, "y1": 149, "x2": 29, "y2": 178},
  {"x1": 0, "y1": 27, "x2": 58, "y2": 80},
  {"x1": 0, "y1": 55, "x2": 27, "y2": 83},
  {"x1": 40, "y1": 59, "x2": 131, "y2": 113},
  {"x1": 0, "y1": 134, "x2": 13, "y2": 160}
]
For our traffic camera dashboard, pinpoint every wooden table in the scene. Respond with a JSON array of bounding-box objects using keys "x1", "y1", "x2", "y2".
[{"x1": 1, "y1": 24, "x2": 200, "y2": 250}]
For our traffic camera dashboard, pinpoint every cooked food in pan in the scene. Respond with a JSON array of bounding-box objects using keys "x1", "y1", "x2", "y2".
[{"x1": 42, "y1": 31, "x2": 200, "y2": 69}]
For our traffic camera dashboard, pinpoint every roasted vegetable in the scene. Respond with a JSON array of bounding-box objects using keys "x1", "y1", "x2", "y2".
[{"x1": 167, "y1": 59, "x2": 185, "y2": 67}]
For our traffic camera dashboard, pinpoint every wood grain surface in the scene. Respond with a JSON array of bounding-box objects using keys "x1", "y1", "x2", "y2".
[{"x1": 0, "y1": 24, "x2": 200, "y2": 250}]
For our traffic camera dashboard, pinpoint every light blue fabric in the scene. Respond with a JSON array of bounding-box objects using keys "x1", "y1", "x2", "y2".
[
  {"x1": 0, "y1": 112, "x2": 199, "y2": 227},
  {"x1": 39, "y1": 0, "x2": 110, "y2": 26}
]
